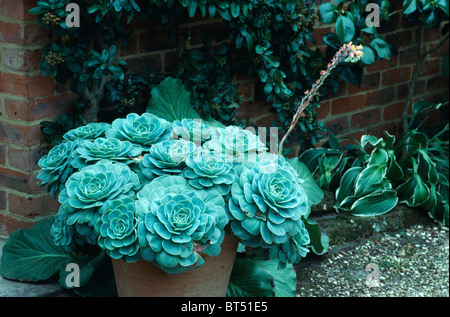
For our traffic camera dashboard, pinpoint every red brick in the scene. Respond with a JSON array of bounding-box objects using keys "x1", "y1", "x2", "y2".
[
  {"x1": 140, "y1": 29, "x2": 176, "y2": 53},
  {"x1": 4, "y1": 94, "x2": 76, "y2": 122},
  {"x1": 398, "y1": 46, "x2": 418, "y2": 66},
  {"x1": 0, "y1": 213, "x2": 34, "y2": 236},
  {"x1": 0, "y1": 122, "x2": 45, "y2": 146},
  {"x1": 316, "y1": 100, "x2": 330, "y2": 120},
  {"x1": 385, "y1": 30, "x2": 413, "y2": 49},
  {"x1": 120, "y1": 34, "x2": 138, "y2": 57},
  {"x1": 189, "y1": 22, "x2": 231, "y2": 46},
  {"x1": 0, "y1": 21, "x2": 48, "y2": 45},
  {"x1": 423, "y1": 26, "x2": 444, "y2": 44},
  {"x1": 0, "y1": 21, "x2": 22, "y2": 44},
  {"x1": 0, "y1": 167, "x2": 32, "y2": 193},
  {"x1": 8, "y1": 193, "x2": 59, "y2": 219},
  {"x1": 331, "y1": 94, "x2": 366, "y2": 115},
  {"x1": 0, "y1": 73, "x2": 54, "y2": 98},
  {"x1": 383, "y1": 101, "x2": 405, "y2": 121},
  {"x1": 324, "y1": 116, "x2": 349, "y2": 137},
  {"x1": 236, "y1": 100, "x2": 272, "y2": 120},
  {"x1": 0, "y1": 144, "x2": 6, "y2": 165},
  {"x1": 366, "y1": 87, "x2": 396, "y2": 106},
  {"x1": 367, "y1": 122, "x2": 397, "y2": 139},
  {"x1": 366, "y1": 55, "x2": 398, "y2": 72},
  {"x1": 1, "y1": 47, "x2": 42, "y2": 72},
  {"x1": 351, "y1": 108, "x2": 382, "y2": 130},
  {"x1": 419, "y1": 58, "x2": 441, "y2": 77},
  {"x1": 254, "y1": 113, "x2": 278, "y2": 129},
  {"x1": 125, "y1": 54, "x2": 162, "y2": 74},
  {"x1": 0, "y1": 0, "x2": 36, "y2": 20},
  {"x1": 311, "y1": 26, "x2": 331, "y2": 46},
  {"x1": 7, "y1": 146, "x2": 50, "y2": 173},
  {"x1": 163, "y1": 51, "x2": 179, "y2": 73},
  {"x1": 348, "y1": 72, "x2": 380, "y2": 94},
  {"x1": 382, "y1": 66, "x2": 411, "y2": 86},
  {"x1": 0, "y1": 190, "x2": 5, "y2": 210},
  {"x1": 237, "y1": 80, "x2": 254, "y2": 101}
]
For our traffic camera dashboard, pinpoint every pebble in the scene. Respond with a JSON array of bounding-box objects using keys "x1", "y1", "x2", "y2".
[{"x1": 295, "y1": 223, "x2": 449, "y2": 297}]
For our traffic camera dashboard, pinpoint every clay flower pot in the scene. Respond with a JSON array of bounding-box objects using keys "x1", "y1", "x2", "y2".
[{"x1": 112, "y1": 232, "x2": 239, "y2": 297}]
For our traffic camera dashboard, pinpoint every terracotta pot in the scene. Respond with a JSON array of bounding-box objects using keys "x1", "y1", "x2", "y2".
[{"x1": 112, "y1": 232, "x2": 239, "y2": 297}]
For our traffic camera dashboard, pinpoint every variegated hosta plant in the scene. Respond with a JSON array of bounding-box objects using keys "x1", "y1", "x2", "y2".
[{"x1": 38, "y1": 80, "x2": 325, "y2": 274}]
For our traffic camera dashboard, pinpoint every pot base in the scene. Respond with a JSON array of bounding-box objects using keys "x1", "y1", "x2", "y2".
[{"x1": 112, "y1": 233, "x2": 238, "y2": 297}]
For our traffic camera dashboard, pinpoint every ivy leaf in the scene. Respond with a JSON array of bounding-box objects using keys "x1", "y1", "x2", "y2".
[
  {"x1": 230, "y1": 2, "x2": 240, "y2": 18},
  {"x1": 403, "y1": 0, "x2": 418, "y2": 15},
  {"x1": 0, "y1": 217, "x2": 70, "y2": 282},
  {"x1": 319, "y1": 2, "x2": 337, "y2": 24},
  {"x1": 360, "y1": 45, "x2": 376, "y2": 65},
  {"x1": 370, "y1": 37, "x2": 391, "y2": 59},
  {"x1": 146, "y1": 77, "x2": 201, "y2": 122},
  {"x1": 336, "y1": 15, "x2": 355, "y2": 43}
]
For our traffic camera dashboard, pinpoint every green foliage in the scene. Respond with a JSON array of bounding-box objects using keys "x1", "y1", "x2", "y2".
[
  {"x1": 0, "y1": 217, "x2": 70, "y2": 282},
  {"x1": 29, "y1": 0, "x2": 390, "y2": 150},
  {"x1": 318, "y1": 0, "x2": 392, "y2": 64},
  {"x1": 227, "y1": 258, "x2": 297, "y2": 297},
  {"x1": 146, "y1": 77, "x2": 201, "y2": 122},
  {"x1": 300, "y1": 101, "x2": 449, "y2": 226},
  {"x1": 403, "y1": 0, "x2": 449, "y2": 27},
  {"x1": 0, "y1": 78, "x2": 330, "y2": 296},
  {"x1": 0, "y1": 216, "x2": 296, "y2": 297}
]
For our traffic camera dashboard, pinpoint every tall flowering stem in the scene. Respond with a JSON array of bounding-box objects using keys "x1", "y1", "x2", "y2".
[{"x1": 278, "y1": 42, "x2": 363, "y2": 155}]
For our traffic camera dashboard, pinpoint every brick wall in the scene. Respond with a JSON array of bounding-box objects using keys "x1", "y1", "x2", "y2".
[{"x1": 0, "y1": 0, "x2": 448, "y2": 237}]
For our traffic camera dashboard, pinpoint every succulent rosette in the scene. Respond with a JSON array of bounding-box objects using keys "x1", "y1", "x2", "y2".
[
  {"x1": 72, "y1": 138, "x2": 142, "y2": 169},
  {"x1": 171, "y1": 118, "x2": 213, "y2": 144},
  {"x1": 138, "y1": 139, "x2": 199, "y2": 180},
  {"x1": 58, "y1": 160, "x2": 140, "y2": 228},
  {"x1": 37, "y1": 140, "x2": 80, "y2": 198},
  {"x1": 228, "y1": 155, "x2": 309, "y2": 257},
  {"x1": 51, "y1": 211, "x2": 73, "y2": 247},
  {"x1": 97, "y1": 197, "x2": 140, "y2": 262},
  {"x1": 63, "y1": 122, "x2": 110, "y2": 141},
  {"x1": 106, "y1": 113, "x2": 171, "y2": 149},
  {"x1": 183, "y1": 149, "x2": 235, "y2": 195},
  {"x1": 268, "y1": 225, "x2": 310, "y2": 269},
  {"x1": 136, "y1": 175, "x2": 228, "y2": 273},
  {"x1": 205, "y1": 125, "x2": 267, "y2": 163}
]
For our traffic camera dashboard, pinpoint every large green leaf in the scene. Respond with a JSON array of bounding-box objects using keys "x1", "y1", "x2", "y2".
[
  {"x1": 302, "y1": 217, "x2": 329, "y2": 256},
  {"x1": 227, "y1": 258, "x2": 275, "y2": 297},
  {"x1": 146, "y1": 77, "x2": 201, "y2": 122},
  {"x1": 360, "y1": 45, "x2": 376, "y2": 65},
  {"x1": 354, "y1": 164, "x2": 387, "y2": 197},
  {"x1": 0, "y1": 217, "x2": 70, "y2": 282},
  {"x1": 256, "y1": 260, "x2": 297, "y2": 297},
  {"x1": 287, "y1": 158, "x2": 324, "y2": 211},
  {"x1": 227, "y1": 258, "x2": 296, "y2": 297},
  {"x1": 370, "y1": 37, "x2": 391, "y2": 59},
  {"x1": 336, "y1": 15, "x2": 355, "y2": 43},
  {"x1": 336, "y1": 166, "x2": 363, "y2": 203},
  {"x1": 319, "y1": 2, "x2": 337, "y2": 23},
  {"x1": 349, "y1": 190, "x2": 398, "y2": 216},
  {"x1": 386, "y1": 150, "x2": 404, "y2": 181}
]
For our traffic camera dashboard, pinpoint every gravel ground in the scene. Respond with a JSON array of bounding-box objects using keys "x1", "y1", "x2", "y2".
[{"x1": 295, "y1": 223, "x2": 449, "y2": 297}]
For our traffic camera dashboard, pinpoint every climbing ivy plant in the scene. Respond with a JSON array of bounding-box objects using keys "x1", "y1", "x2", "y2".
[{"x1": 30, "y1": 0, "x2": 394, "y2": 149}]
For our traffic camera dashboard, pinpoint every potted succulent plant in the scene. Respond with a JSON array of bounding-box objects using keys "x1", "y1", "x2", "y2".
[
  {"x1": 36, "y1": 78, "x2": 311, "y2": 297},
  {"x1": 36, "y1": 43, "x2": 362, "y2": 297}
]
